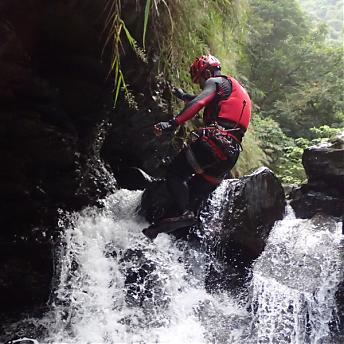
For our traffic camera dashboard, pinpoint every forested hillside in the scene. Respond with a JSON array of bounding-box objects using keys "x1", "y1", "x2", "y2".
[
  {"x1": 299, "y1": 0, "x2": 343, "y2": 41},
  {"x1": 242, "y1": 0, "x2": 343, "y2": 182},
  {"x1": 137, "y1": 0, "x2": 343, "y2": 183}
]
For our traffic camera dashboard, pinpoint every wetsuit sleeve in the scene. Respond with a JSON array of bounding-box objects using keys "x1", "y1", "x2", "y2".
[
  {"x1": 182, "y1": 93, "x2": 196, "y2": 102},
  {"x1": 173, "y1": 88, "x2": 196, "y2": 102},
  {"x1": 174, "y1": 78, "x2": 217, "y2": 125}
]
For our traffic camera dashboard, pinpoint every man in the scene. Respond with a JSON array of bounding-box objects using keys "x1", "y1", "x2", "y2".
[{"x1": 143, "y1": 54, "x2": 252, "y2": 239}]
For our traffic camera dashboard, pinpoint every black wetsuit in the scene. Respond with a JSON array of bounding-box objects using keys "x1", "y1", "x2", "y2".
[{"x1": 167, "y1": 76, "x2": 243, "y2": 213}]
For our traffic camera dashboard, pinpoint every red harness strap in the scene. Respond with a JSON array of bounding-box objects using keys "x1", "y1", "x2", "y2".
[
  {"x1": 199, "y1": 172, "x2": 221, "y2": 185},
  {"x1": 201, "y1": 135, "x2": 228, "y2": 160},
  {"x1": 184, "y1": 144, "x2": 222, "y2": 185},
  {"x1": 202, "y1": 126, "x2": 241, "y2": 143}
]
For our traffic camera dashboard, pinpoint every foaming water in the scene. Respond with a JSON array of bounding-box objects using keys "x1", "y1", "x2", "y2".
[
  {"x1": 2, "y1": 186, "x2": 343, "y2": 344},
  {"x1": 250, "y1": 214, "x2": 343, "y2": 344},
  {"x1": 37, "y1": 189, "x2": 248, "y2": 344}
]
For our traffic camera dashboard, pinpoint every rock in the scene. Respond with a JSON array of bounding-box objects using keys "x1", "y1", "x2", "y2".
[
  {"x1": 0, "y1": 241, "x2": 52, "y2": 320},
  {"x1": 290, "y1": 133, "x2": 344, "y2": 218},
  {"x1": 0, "y1": 0, "x2": 117, "y2": 320},
  {"x1": 201, "y1": 167, "x2": 286, "y2": 289},
  {"x1": 5, "y1": 338, "x2": 39, "y2": 344},
  {"x1": 302, "y1": 133, "x2": 344, "y2": 192},
  {"x1": 290, "y1": 187, "x2": 343, "y2": 218},
  {"x1": 334, "y1": 235, "x2": 344, "y2": 342},
  {"x1": 334, "y1": 279, "x2": 344, "y2": 343},
  {"x1": 140, "y1": 166, "x2": 286, "y2": 291},
  {"x1": 119, "y1": 248, "x2": 170, "y2": 309},
  {"x1": 139, "y1": 179, "x2": 175, "y2": 223},
  {"x1": 204, "y1": 167, "x2": 286, "y2": 261},
  {"x1": 115, "y1": 167, "x2": 156, "y2": 190}
]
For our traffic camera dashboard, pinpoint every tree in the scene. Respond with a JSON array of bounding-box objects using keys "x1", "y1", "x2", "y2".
[{"x1": 243, "y1": 0, "x2": 344, "y2": 138}]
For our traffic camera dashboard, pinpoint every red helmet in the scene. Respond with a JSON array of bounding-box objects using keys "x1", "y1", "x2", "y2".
[{"x1": 189, "y1": 54, "x2": 221, "y2": 83}]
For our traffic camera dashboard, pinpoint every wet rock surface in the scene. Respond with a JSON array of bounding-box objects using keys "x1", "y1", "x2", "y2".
[
  {"x1": 290, "y1": 133, "x2": 344, "y2": 218},
  {"x1": 0, "y1": 0, "x2": 116, "y2": 237},
  {"x1": 201, "y1": 167, "x2": 286, "y2": 290},
  {"x1": 139, "y1": 167, "x2": 286, "y2": 290},
  {"x1": 0, "y1": 0, "x2": 176, "y2": 322},
  {"x1": 334, "y1": 279, "x2": 344, "y2": 343},
  {"x1": 0, "y1": 0, "x2": 128, "y2": 320}
]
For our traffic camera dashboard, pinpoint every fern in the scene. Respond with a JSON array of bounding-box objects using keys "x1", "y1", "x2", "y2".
[{"x1": 103, "y1": 0, "x2": 148, "y2": 107}]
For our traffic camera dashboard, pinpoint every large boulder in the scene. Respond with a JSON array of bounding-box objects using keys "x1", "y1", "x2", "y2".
[
  {"x1": 140, "y1": 166, "x2": 286, "y2": 291},
  {"x1": 290, "y1": 133, "x2": 344, "y2": 218},
  {"x1": 303, "y1": 133, "x2": 344, "y2": 191},
  {"x1": 201, "y1": 167, "x2": 286, "y2": 272}
]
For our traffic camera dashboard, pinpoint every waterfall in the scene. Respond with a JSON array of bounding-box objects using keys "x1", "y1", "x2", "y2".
[
  {"x1": 250, "y1": 209, "x2": 343, "y2": 344},
  {"x1": 34, "y1": 188, "x2": 248, "y2": 344},
  {"x1": 2, "y1": 186, "x2": 343, "y2": 344}
]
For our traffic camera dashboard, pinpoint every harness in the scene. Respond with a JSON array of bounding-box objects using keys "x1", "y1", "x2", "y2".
[{"x1": 185, "y1": 123, "x2": 241, "y2": 185}]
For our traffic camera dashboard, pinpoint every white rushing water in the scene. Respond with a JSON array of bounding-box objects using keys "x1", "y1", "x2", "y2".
[
  {"x1": 2, "y1": 186, "x2": 343, "y2": 344},
  {"x1": 250, "y1": 209, "x2": 343, "y2": 344},
  {"x1": 37, "y1": 188, "x2": 248, "y2": 344}
]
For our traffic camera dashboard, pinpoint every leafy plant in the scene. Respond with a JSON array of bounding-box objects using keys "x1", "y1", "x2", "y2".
[{"x1": 103, "y1": 0, "x2": 148, "y2": 107}]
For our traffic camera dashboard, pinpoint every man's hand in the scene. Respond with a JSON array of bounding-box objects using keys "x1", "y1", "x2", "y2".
[
  {"x1": 153, "y1": 119, "x2": 177, "y2": 137},
  {"x1": 172, "y1": 87, "x2": 195, "y2": 103},
  {"x1": 172, "y1": 87, "x2": 187, "y2": 101}
]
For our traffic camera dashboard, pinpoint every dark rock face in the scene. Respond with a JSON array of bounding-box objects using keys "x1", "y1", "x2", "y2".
[
  {"x1": 0, "y1": 0, "x2": 116, "y2": 237},
  {"x1": 334, "y1": 279, "x2": 344, "y2": 343},
  {"x1": 100, "y1": 4, "x2": 179, "y2": 178},
  {"x1": 101, "y1": 72, "x2": 178, "y2": 178},
  {"x1": 290, "y1": 134, "x2": 344, "y2": 218},
  {"x1": 0, "y1": 0, "x2": 119, "y2": 319},
  {"x1": 0, "y1": 242, "x2": 52, "y2": 318},
  {"x1": 201, "y1": 167, "x2": 286, "y2": 279},
  {"x1": 0, "y1": 0, "x2": 174, "y2": 322},
  {"x1": 303, "y1": 135, "x2": 344, "y2": 190}
]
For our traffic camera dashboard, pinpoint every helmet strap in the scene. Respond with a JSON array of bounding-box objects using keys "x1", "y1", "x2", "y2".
[{"x1": 202, "y1": 69, "x2": 212, "y2": 80}]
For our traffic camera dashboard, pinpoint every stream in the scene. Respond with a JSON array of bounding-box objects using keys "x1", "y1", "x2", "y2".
[{"x1": 1, "y1": 184, "x2": 343, "y2": 344}]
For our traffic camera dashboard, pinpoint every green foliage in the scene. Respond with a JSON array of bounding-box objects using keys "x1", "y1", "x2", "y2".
[
  {"x1": 276, "y1": 125, "x2": 343, "y2": 184},
  {"x1": 156, "y1": 0, "x2": 249, "y2": 89},
  {"x1": 103, "y1": 0, "x2": 147, "y2": 107},
  {"x1": 298, "y1": 0, "x2": 343, "y2": 42},
  {"x1": 277, "y1": 138, "x2": 309, "y2": 184},
  {"x1": 245, "y1": 0, "x2": 344, "y2": 138},
  {"x1": 244, "y1": 0, "x2": 311, "y2": 108},
  {"x1": 109, "y1": 0, "x2": 343, "y2": 182},
  {"x1": 271, "y1": 42, "x2": 344, "y2": 138},
  {"x1": 309, "y1": 125, "x2": 343, "y2": 141},
  {"x1": 143, "y1": 0, "x2": 152, "y2": 49},
  {"x1": 233, "y1": 128, "x2": 269, "y2": 176},
  {"x1": 252, "y1": 115, "x2": 293, "y2": 168}
]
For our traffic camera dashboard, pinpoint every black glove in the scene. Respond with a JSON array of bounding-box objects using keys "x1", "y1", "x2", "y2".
[
  {"x1": 172, "y1": 87, "x2": 187, "y2": 100},
  {"x1": 172, "y1": 87, "x2": 195, "y2": 102},
  {"x1": 154, "y1": 119, "x2": 177, "y2": 136}
]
